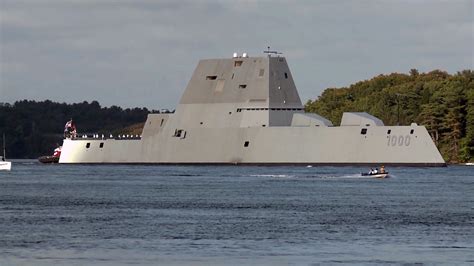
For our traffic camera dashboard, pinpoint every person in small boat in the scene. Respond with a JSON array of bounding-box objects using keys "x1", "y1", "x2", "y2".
[
  {"x1": 380, "y1": 165, "x2": 386, "y2": 173},
  {"x1": 373, "y1": 168, "x2": 379, "y2": 174},
  {"x1": 369, "y1": 168, "x2": 374, "y2": 174}
]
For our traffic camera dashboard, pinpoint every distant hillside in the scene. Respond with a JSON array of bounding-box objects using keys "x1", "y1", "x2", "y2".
[
  {"x1": 305, "y1": 69, "x2": 474, "y2": 163},
  {"x1": 0, "y1": 100, "x2": 150, "y2": 158}
]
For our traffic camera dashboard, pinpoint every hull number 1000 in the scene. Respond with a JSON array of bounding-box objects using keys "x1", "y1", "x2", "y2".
[{"x1": 387, "y1": 135, "x2": 411, "y2": 146}]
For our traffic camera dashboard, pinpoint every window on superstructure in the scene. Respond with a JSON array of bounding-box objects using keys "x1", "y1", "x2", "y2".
[
  {"x1": 173, "y1": 129, "x2": 183, "y2": 138},
  {"x1": 206, "y1": 75, "x2": 217, "y2": 80},
  {"x1": 244, "y1": 141, "x2": 249, "y2": 147},
  {"x1": 99, "y1": 142, "x2": 104, "y2": 148},
  {"x1": 410, "y1": 129, "x2": 414, "y2": 134},
  {"x1": 239, "y1": 84, "x2": 247, "y2": 89},
  {"x1": 284, "y1": 72, "x2": 288, "y2": 79},
  {"x1": 234, "y1": 61, "x2": 243, "y2": 67},
  {"x1": 361, "y1": 128, "x2": 367, "y2": 135},
  {"x1": 86, "y1": 143, "x2": 90, "y2": 148},
  {"x1": 259, "y1": 69, "x2": 265, "y2": 77},
  {"x1": 387, "y1": 129, "x2": 391, "y2": 134}
]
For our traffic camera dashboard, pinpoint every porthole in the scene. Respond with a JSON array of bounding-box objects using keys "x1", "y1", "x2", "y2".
[
  {"x1": 244, "y1": 141, "x2": 249, "y2": 147},
  {"x1": 361, "y1": 128, "x2": 367, "y2": 135},
  {"x1": 86, "y1": 143, "x2": 90, "y2": 148}
]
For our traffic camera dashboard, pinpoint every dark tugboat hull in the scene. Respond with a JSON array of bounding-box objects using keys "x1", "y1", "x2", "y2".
[{"x1": 38, "y1": 156, "x2": 59, "y2": 164}]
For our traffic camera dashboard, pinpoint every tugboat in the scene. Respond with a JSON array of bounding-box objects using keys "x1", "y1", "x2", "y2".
[
  {"x1": 38, "y1": 146, "x2": 61, "y2": 164},
  {"x1": 0, "y1": 134, "x2": 11, "y2": 171},
  {"x1": 39, "y1": 119, "x2": 75, "y2": 164}
]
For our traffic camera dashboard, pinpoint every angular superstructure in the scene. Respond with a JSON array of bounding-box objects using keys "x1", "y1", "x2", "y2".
[{"x1": 59, "y1": 54, "x2": 445, "y2": 166}]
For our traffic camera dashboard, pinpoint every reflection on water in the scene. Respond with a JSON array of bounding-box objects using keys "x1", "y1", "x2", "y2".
[{"x1": 0, "y1": 162, "x2": 473, "y2": 265}]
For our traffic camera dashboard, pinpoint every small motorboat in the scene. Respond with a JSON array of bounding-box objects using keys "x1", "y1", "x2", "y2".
[
  {"x1": 362, "y1": 166, "x2": 389, "y2": 178},
  {"x1": 361, "y1": 172, "x2": 389, "y2": 179}
]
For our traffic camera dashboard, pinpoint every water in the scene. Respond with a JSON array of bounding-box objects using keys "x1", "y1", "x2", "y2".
[{"x1": 0, "y1": 162, "x2": 473, "y2": 265}]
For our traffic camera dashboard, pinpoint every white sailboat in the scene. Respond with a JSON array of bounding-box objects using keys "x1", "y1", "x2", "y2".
[{"x1": 0, "y1": 133, "x2": 11, "y2": 171}]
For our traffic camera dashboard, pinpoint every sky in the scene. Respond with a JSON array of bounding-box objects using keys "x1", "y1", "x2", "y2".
[{"x1": 0, "y1": 0, "x2": 473, "y2": 110}]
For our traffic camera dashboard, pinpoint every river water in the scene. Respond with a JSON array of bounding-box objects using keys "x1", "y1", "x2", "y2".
[{"x1": 0, "y1": 162, "x2": 473, "y2": 265}]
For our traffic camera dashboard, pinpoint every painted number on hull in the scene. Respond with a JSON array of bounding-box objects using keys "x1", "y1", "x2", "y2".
[{"x1": 387, "y1": 135, "x2": 410, "y2": 146}]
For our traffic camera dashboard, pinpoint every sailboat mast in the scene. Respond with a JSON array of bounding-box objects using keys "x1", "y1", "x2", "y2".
[{"x1": 2, "y1": 133, "x2": 5, "y2": 159}]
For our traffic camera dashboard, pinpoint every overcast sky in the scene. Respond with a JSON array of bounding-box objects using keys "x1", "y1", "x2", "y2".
[{"x1": 1, "y1": 0, "x2": 473, "y2": 109}]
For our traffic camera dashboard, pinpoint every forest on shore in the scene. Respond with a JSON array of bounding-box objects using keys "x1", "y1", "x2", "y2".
[
  {"x1": 0, "y1": 100, "x2": 150, "y2": 158},
  {"x1": 305, "y1": 69, "x2": 474, "y2": 163}
]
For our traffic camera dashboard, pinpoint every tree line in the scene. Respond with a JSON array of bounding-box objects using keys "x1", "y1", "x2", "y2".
[
  {"x1": 305, "y1": 69, "x2": 474, "y2": 163},
  {"x1": 0, "y1": 100, "x2": 150, "y2": 158}
]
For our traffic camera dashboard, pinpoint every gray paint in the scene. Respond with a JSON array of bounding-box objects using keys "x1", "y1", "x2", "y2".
[
  {"x1": 341, "y1": 112, "x2": 385, "y2": 126},
  {"x1": 59, "y1": 55, "x2": 445, "y2": 166},
  {"x1": 291, "y1": 113, "x2": 333, "y2": 127}
]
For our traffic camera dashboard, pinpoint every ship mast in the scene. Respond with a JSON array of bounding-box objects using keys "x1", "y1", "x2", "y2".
[{"x1": 263, "y1": 46, "x2": 282, "y2": 57}]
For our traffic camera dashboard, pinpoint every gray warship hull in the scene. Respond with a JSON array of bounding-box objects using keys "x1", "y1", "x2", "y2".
[{"x1": 59, "y1": 55, "x2": 445, "y2": 166}]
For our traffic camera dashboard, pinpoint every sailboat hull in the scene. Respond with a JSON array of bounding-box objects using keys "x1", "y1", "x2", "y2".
[{"x1": 0, "y1": 161, "x2": 11, "y2": 171}]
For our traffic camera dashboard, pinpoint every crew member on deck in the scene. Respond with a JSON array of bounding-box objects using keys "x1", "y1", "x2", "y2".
[{"x1": 64, "y1": 118, "x2": 77, "y2": 139}]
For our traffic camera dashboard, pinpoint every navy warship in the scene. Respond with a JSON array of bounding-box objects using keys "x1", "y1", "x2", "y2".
[{"x1": 59, "y1": 51, "x2": 445, "y2": 166}]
